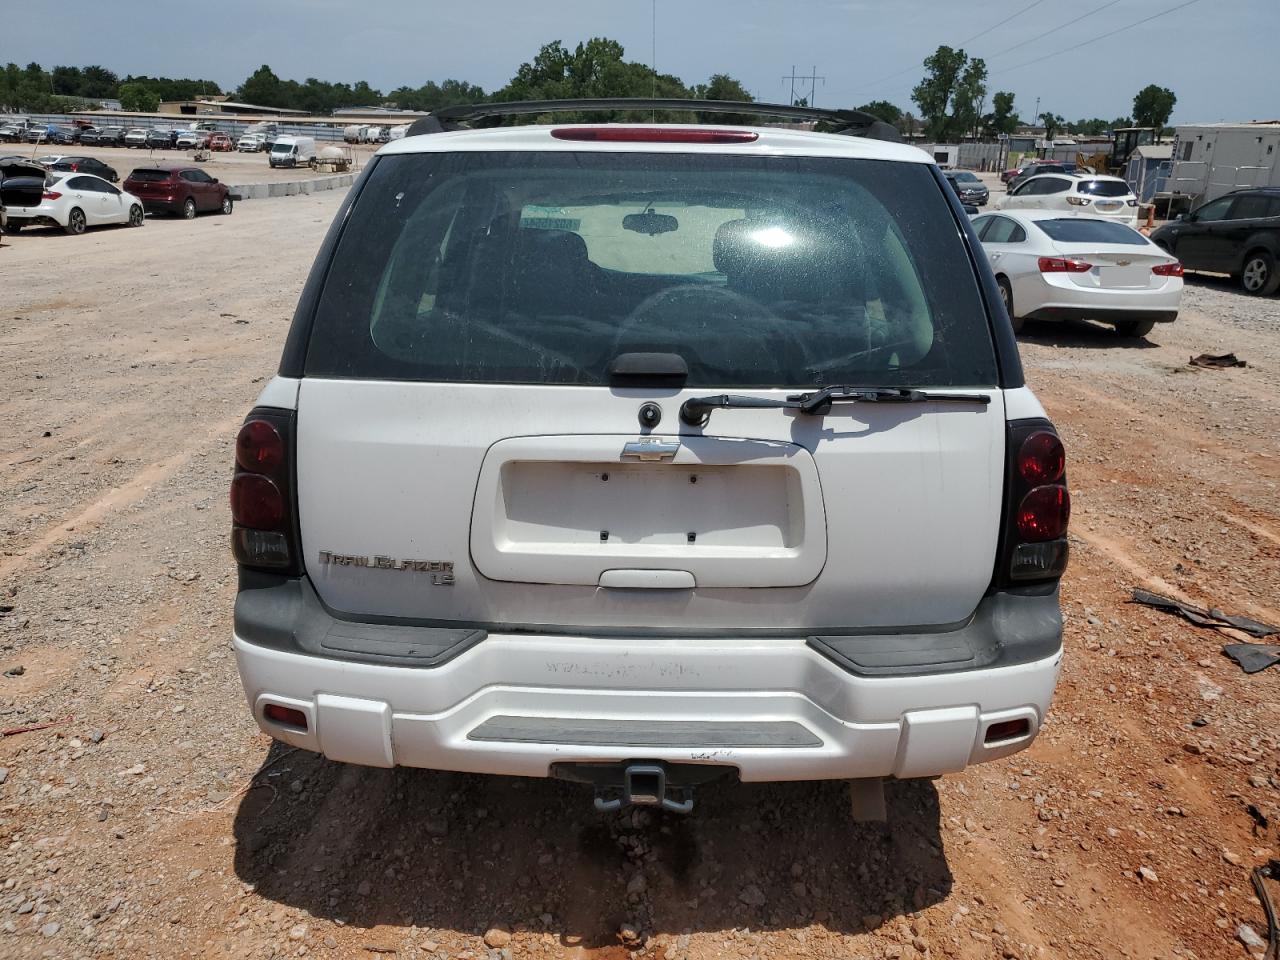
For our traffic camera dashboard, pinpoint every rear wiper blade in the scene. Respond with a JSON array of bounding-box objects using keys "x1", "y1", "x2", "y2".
[{"x1": 679, "y1": 386, "x2": 991, "y2": 426}]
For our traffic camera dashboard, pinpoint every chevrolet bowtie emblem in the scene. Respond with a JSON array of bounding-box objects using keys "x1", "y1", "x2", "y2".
[{"x1": 621, "y1": 439, "x2": 680, "y2": 461}]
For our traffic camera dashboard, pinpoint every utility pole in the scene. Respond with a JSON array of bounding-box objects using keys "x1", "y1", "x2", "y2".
[{"x1": 782, "y1": 65, "x2": 825, "y2": 107}]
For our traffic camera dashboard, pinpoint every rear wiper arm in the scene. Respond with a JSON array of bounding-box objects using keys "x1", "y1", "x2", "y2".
[{"x1": 679, "y1": 385, "x2": 991, "y2": 426}]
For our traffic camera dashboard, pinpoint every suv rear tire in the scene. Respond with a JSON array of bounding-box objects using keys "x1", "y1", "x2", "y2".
[
  {"x1": 182, "y1": 197, "x2": 197, "y2": 220},
  {"x1": 1240, "y1": 250, "x2": 1280, "y2": 296}
]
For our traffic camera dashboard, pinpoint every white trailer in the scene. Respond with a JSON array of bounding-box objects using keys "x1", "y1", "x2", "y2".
[{"x1": 1164, "y1": 123, "x2": 1280, "y2": 205}]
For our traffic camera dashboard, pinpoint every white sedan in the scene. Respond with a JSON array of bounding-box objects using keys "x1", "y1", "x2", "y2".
[
  {"x1": 995, "y1": 173, "x2": 1140, "y2": 228},
  {"x1": 973, "y1": 209, "x2": 1182, "y2": 338},
  {"x1": 4, "y1": 171, "x2": 145, "y2": 235}
]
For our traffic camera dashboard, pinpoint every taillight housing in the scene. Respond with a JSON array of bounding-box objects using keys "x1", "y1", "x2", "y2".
[
  {"x1": 1152, "y1": 262, "x2": 1184, "y2": 277},
  {"x1": 1065, "y1": 195, "x2": 1091, "y2": 206},
  {"x1": 42, "y1": 191, "x2": 62, "y2": 201},
  {"x1": 994, "y1": 419, "x2": 1070, "y2": 586},
  {"x1": 230, "y1": 407, "x2": 300, "y2": 573},
  {"x1": 1038, "y1": 257, "x2": 1092, "y2": 273}
]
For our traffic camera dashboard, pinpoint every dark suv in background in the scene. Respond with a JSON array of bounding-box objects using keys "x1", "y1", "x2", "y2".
[
  {"x1": 944, "y1": 170, "x2": 989, "y2": 206},
  {"x1": 1151, "y1": 188, "x2": 1280, "y2": 295}
]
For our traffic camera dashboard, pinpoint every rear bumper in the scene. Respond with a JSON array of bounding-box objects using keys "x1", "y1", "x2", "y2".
[
  {"x1": 1025, "y1": 305, "x2": 1178, "y2": 324},
  {"x1": 233, "y1": 576, "x2": 1063, "y2": 781}
]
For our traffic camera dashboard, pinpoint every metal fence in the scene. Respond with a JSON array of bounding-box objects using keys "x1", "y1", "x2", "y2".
[{"x1": 8, "y1": 112, "x2": 384, "y2": 143}]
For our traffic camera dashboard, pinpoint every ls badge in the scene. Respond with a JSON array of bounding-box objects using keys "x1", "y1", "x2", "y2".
[{"x1": 318, "y1": 551, "x2": 455, "y2": 585}]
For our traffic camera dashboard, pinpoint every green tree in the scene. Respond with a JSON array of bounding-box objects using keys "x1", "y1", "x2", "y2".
[
  {"x1": 80, "y1": 65, "x2": 119, "y2": 99},
  {"x1": 495, "y1": 38, "x2": 695, "y2": 123},
  {"x1": 911, "y1": 45, "x2": 985, "y2": 142},
  {"x1": 238, "y1": 64, "x2": 284, "y2": 107},
  {"x1": 1039, "y1": 112, "x2": 1065, "y2": 141},
  {"x1": 1132, "y1": 84, "x2": 1176, "y2": 140},
  {"x1": 985, "y1": 91, "x2": 1018, "y2": 137},
  {"x1": 118, "y1": 82, "x2": 160, "y2": 112},
  {"x1": 856, "y1": 100, "x2": 902, "y2": 125}
]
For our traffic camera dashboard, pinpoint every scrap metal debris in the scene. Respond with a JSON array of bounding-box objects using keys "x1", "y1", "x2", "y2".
[
  {"x1": 1, "y1": 715, "x2": 73, "y2": 738},
  {"x1": 1225, "y1": 643, "x2": 1280, "y2": 675},
  {"x1": 1130, "y1": 589, "x2": 1280, "y2": 674},
  {"x1": 1189, "y1": 352, "x2": 1247, "y2": 368},
  {"x1": 1251, "y1": 861, "x2": 1280, "y2": 960},
  {"x1": 1130, "y1": 588, "x2": 1279, "y2": 637}
]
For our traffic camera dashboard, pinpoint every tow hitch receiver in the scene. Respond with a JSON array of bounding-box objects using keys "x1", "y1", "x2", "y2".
[{"x1": 593, "y1": 762, "x2": 695, "y2": 814}]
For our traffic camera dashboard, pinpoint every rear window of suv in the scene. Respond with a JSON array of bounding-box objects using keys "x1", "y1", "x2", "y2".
[
  {"x1": 1076, "y1": 179, "x2": 1130, "y2": 197},
  {"x1": 305, "y1": 151, "x2": 998, "y2": 388},
  {"x1": 128, "y1": 169, "x2": 171, "y2": 182}
]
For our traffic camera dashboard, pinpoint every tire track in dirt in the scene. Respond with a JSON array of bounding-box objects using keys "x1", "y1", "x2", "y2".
[{"x1": 0, "y1": 412, "x2": 242, "y2": 584}]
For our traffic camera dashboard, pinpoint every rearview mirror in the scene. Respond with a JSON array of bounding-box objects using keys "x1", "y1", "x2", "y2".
[{"x1": 623, "y1": 211, "x2": 679, "y2": 236}]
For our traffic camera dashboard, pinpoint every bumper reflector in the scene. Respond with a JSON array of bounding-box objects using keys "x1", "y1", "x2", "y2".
[
  {"x1": 263, "y1": 703, "x2": 308, "y2": 730},
  {"x1": 985, "y1": 717, "x2": 1031, "y2": 743}
]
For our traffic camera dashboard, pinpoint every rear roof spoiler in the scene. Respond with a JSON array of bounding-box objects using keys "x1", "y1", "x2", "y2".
[{"x1": 406, "y1": 99, "x2": 901, "y2": 143}]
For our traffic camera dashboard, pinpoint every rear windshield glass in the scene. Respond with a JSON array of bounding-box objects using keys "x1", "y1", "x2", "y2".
[
  {"x1": 1076, "y1": 179, "x2": 1130, "y2": 197},
  {"x1": 128, "y1": 169, "x2": 171, "y2": 182},
  {"x1": 305, "y1": 151, "x2": 998, "y2": 388},
  {"x1": 1033, "y1": 218, "x2": 1146, "y2": 245}
]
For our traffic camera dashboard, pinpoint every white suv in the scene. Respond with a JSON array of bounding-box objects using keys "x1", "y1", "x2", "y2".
[
  {"x1": 997, "y1": 172, "x2": 1139, "y2": 227},
  {"x1": 230, "y1": 100, "x2": 1069, "y2": 815}
]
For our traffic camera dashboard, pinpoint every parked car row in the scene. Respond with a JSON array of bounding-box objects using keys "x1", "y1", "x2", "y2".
[{"x1": 0, "y1": 160, "x2": 233, "y2": 234}]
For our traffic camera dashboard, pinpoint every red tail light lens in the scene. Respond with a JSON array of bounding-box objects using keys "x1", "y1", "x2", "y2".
[
  {"x1": 1018, "y1": 431, "x2": 1065, "y2": 485},
  {"x1": 42, "y1": 191, "x2": 62, "y2": 200},
  {"x1": 1038, "y1": 256, "x2": 1092, "y2": 273},
  {"x1": 1152, "y1": 262, "x2": 1184, "y2": 277},
  {"x1": 1017, "y1": 485, "x2": 1071, "y2": 541},
  {"x1": 551, "y1": 127, "x2": 759, "y2": 144},
  {"x1": 230, "y1": 474, "x2": 284, "y2": 529},
  {"x1": 263, "y1": 703, "x2": 308, "y2": 730},
  {"x1": 236, "y1": 420, "x2": 284, "y2": 472}
]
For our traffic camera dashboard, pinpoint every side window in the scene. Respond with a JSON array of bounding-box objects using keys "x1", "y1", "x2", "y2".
[
  {"x1": 1041, "y1": 178, "x2": 1071, "y2": 195},
  {"x1": 1011, "y1": 181, "x2": 1033, "y2": 197},
  {"x1": 971, "y1": 216, "x2": 991, "y2": 239},
  {"x1": 984, "y1": 217, "x2": 1016, "y2": 243},
  {"x1": 1193, "y1": 197, "x2": 1234, "y2": 222},
  {"x1": 1228, "y1": 195, "x2": 1271, "y2": 220},
  {"x1": 180, "y1": 170, "x2": 206, "y2": 183},
  {"x1": 1008, "y1": 224, "x2": 1027, "y2": 243},
  {"x1": 67, "y1": 176, "x2": 97, "y2": 191}
]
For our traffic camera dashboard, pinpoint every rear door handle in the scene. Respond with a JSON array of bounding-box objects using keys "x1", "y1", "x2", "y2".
[{"x1": 599, "y1": 569, "x2": 696, "y2": 590}]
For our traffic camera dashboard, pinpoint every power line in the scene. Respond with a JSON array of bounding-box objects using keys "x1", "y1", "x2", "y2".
[
  {"x1": 854, "y1": 0, "x2": 1050, "y2": 95},
  {"x1": 983, "y1": 0, "x2": 1124, "y2": 59},
  {"x1": 956, "y1": 0, "x2": 1050, "y2": 47},
  {"x1": 990, "y1": 0, "x2": 1207, "y2": 76}
]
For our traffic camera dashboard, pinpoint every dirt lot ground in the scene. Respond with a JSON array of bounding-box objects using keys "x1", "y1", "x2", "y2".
[
  {"x1": 2, "y1": 142, "x2": 379, "y2": 187},
  {"x1": 1, "y1": 189, "x2": 1279, "y2": 960}
]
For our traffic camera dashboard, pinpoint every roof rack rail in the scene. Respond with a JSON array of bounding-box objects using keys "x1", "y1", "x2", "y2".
[{"x1": 406, "y1": 99, "x2": 901, "y2": 142}]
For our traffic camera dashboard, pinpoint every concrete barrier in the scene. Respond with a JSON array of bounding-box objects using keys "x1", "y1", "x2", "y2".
[{"x1": 226, "y1": 173, "x2": 354, "y2": 201}]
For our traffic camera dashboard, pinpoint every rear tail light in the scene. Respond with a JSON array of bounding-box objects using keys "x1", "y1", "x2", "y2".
[
  {"x1": 1152, "y1": 262, "x2": 1184, "y2": 277},
  {"x1": 551, "y1": 127, "x2": 759, "y2": 144},
  {"x1": 995, "y1": 420, "x2": 1070, "y2": 586},
  {"x1": 230, "y1": 408, "x2": 300, "y2": 573},
  {"x1": 42, "y1": 191, "x2": 61, "y2": 200},
  {"x1": 1065, "y1": 195, "x2": 1091, "y2": 206},
  {"x1": 1038, "y1": 256, "x2": 1092, "y2": 273}
]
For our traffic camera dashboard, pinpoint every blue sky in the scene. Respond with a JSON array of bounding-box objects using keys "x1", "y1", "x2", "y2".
[{"x1": 8, "y1": 0, "x2": 1274, "y2": 124}]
